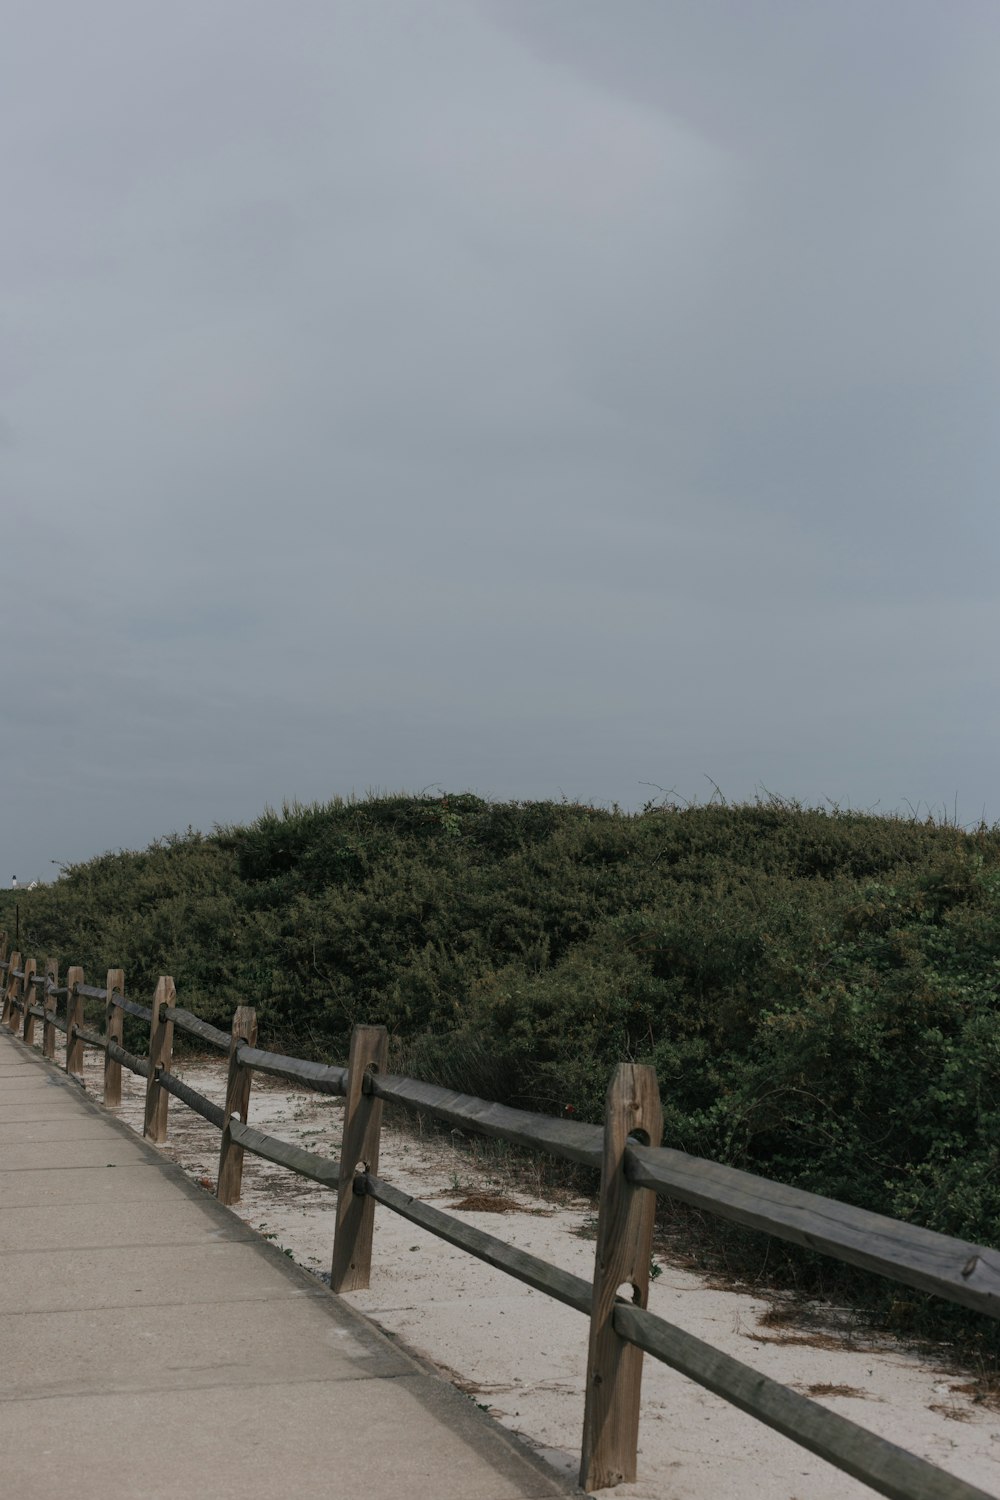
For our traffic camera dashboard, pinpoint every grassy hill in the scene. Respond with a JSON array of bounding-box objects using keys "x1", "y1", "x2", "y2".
[{"x1": 5, "y1": 792, "x2": 1000, "y2": 1321}]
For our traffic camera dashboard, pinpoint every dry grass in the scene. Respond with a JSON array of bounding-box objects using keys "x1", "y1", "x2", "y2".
[
  {"x1": 757, "y1": 1302, "x2": 809, "y2": 1329},
  {"x1": 938, "y1": 1378, "x2": 1000, "y2": 1413},
  {"x1": 804, "y1": 1383, "x2": 870, "y2": 1399},
  {"x1": 929, "y1": 1403, "x2": 975, "y2": 1423},
  {"x1": 745, "y1": 1296, "x2": 871, "y2": 1353},
  {"x1": 447, "y1": 1191, "x2": 552, "y2": 1216},
  {"x1": 749, "y1": 1329, "x2": 859, "y2": 1352}
]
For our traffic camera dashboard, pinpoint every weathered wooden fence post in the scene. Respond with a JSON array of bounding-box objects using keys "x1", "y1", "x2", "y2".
[
  {"x1": 143, "y1": 977, "x2": 176, "y2": 1143},
  {"x1": 103, "y1": 968, "x2": 125, "y2": 1106},
  {"x1": 42, "y1": 959, "x2": 58, "y2": 1060},
  {"x1": 12, "y1": 957, "x2": 25, "y2": 1029},
  {"x1": 1, "y1": 950, "x2": 21, "y2": 1028},
  {"x1": 217, "y1": 1006, "x2": 257, "y2": 1205},
  {"x1": 20, "y1": 957, "x2": 37, "y2": 1042},
  {"x1": 580, "y1": 1063, "x2": 663, "y2": 1492},
  {"x1": 9, "y1": 955, "x2": 25, "y2": 1031},
  {"x1": 330, "y1": 1024, "x2": 388, "y2": 1293},
  {"x1": 66, "y1": 966, "x2": 85, "y2": 1077}
]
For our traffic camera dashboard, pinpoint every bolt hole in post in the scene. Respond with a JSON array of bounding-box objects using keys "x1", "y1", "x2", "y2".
[
  {"x1": 217, "y1": 1005, "x2": 257, "y2": 1205},
  {"x1": 331, "y1": 1025, "x2": 388, "y2": 1292},
  {"x1": 580, "y1": 1063, "x2": 663, "y2": 1493}
]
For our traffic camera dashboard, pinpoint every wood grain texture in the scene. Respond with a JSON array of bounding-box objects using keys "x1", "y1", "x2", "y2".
[
  {"x1": 65, "y1": 966, "x2": 85, "y2": 1077},
  {"x1": 216, "y1": 1006, "x2": 258, "y2": 1204},
  {"x1": 330, "y1": 1025, "x2": 389, "y2": 1293},
  {"x1": 228, "y1": 1118, "x2": 341, "y2": 1187},
  {"x1": 1, "y1": 950, "x2": 21, "y2": 1028},
  {"x1": 117, "y1": 994, "x2": 153, "y2": 1023},
  {"x1": 103, "y1": 969, "x2": 125, "y2": 1106},
  {"x1": 167, "y1": 1006, "x2": 230, "y2": 1051},
  {"x1": 370, "y1": 1072, "x2": 603, "y2": 1168},
  {"x1": 72, "y1": 1023, "x2": 106, "y2": 1049},
  {"x1": 626, "y1": 1143, "x2": 1000, "y2": 1319},
  {"x1": 236, "y1": 1044, "x2": 348, "y2": 1096},
  {"x1": 157, "y1": 1069, "x2": 226, "y2": 1130},
  {"x1": 20, "y1": 957, "x2": 37, "y2": 1042},
  {"x1": 364, "y1": 1174, "x2": 593, "y2": 1314},
  {"x1": 614, "y1": 1301, "x2": 993, "y2": 1500},
  {"x1": 580, "y1": 1064, "x2": 663, "y2": 1492},
  {"x1": 73, "y1": 981, "x2": 114, "y2": 1000},
  {"x1": 142, "y1": 977, "x2": 176, "y2": 1143},
  {"x1": 106, "y1": 1037, "x2": 149, "y2": 1079},
  {"x1": 42, "y1": 959, "x2": 58, "y2": 1059}
]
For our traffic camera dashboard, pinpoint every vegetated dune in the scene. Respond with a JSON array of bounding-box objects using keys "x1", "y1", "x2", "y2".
[{"x1": 6, "y1": 792, "x2": 1000, "y2": 1350}]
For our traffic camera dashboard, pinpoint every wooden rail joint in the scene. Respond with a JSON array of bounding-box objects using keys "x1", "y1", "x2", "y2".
[
  {"x1": 1, "y1": 951, "x2": 22, "y2": 1028},
  {"x1": 103, "y1": 968, "x2": 125, "y2": 1106},
  {"x1": 330, "y1": 1025, "x2": 388, "y2": 1293},
  {"x1": 143, "y1": 977, "x2": 176, "y2": 1143},
  {"x1": 65, "y1": 966, "x2": 85, "y2": 1077},
  {"x1": 217, "y1": 1005, "x2": 258, "y2": 1205},
  {"x1": 580, "y1": 1063, "x2": 663, "y2": 1493},
  {"x1": 42, "y1": 959, "x2": 59, "y2": 1058},
  {"x1": 20, "y1": 958, "x2": 37, "y2": 1041}
]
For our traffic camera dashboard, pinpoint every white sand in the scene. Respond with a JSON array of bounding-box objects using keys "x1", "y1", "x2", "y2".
[{"x1": 67, "y1": 1048, "x2": 1000, "y2": 1499}]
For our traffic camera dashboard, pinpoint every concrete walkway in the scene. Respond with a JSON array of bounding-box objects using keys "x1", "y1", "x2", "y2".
[{"x1": 0, "y1": 1030, "x2": 578, "y2": 1500}]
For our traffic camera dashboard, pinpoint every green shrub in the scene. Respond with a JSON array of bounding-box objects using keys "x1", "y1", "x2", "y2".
[{"x1": 5, "y1": 793, "x2": 1000, "y2": 1313}]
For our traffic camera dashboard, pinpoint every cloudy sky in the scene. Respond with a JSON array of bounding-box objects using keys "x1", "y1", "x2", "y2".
[{"x1": 3, "y1": 1, "x2": 999, "y2": 878}]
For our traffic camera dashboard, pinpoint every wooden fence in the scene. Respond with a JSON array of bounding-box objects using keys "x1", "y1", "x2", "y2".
[{"x1": 1, "y1": 934, "x2": 998, "y2": 1500}]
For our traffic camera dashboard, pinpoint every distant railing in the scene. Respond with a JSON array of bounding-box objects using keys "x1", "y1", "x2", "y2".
[{"x1": 1, "y1": 932, "x2": 996, "y2": 1500}]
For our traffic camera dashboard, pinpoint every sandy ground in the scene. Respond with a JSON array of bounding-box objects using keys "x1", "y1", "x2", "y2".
[{"x1": 50, "y1": 1041, "x2": 1000, "y2": 1500}]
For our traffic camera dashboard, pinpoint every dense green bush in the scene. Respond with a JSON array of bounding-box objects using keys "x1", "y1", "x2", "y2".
[{"x1": 5, "y1": 794, "x2": 1000, "y2": 1306}]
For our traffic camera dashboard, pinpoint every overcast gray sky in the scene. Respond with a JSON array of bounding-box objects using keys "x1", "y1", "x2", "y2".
[{"x1": 3, "y1": 1, "x2": 999, "y2": 879}]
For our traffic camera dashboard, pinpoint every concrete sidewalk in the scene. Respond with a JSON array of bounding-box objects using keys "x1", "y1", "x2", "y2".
[{"x1": 0, "y1": 1030, "x2": 579, "y2": 1500}]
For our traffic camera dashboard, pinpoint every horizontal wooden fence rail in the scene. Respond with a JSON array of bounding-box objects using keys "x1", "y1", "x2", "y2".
[
  {"x1": 168, "y1": 1005, "x2": 230, "y2": 1051},
  {"x1": 362, "y1": 1172, "x2": 594, "y2": 1315},
  {"x1": 367, "y1": 1071, "x2": 604, "y2": 1167},
  {"x1": 0, "y1": 930, "x2": 996, "y2": 1500},
  {"x1": 116, "y1": 994, "x2": 154, "y2": 1022},
  {"x1": 236, "y1": 1043, "x2": 348, "y2": 1095},
  {"x1": 626, "y1": 1144, "x2": 1000, "y2": 1320},
  {"x1": 106, "y1": 1037, "x2": 149, "y2": 1078},
  {"x1": 156, "y1": 1067, "x2": 226, "y2": 1128},
  {"x1": 228, "y1": 1117, "x2": 342, "y2": 1188},
  {"x1": 613, "y1": 1301, "x2": 973, "y2": 1500}
]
